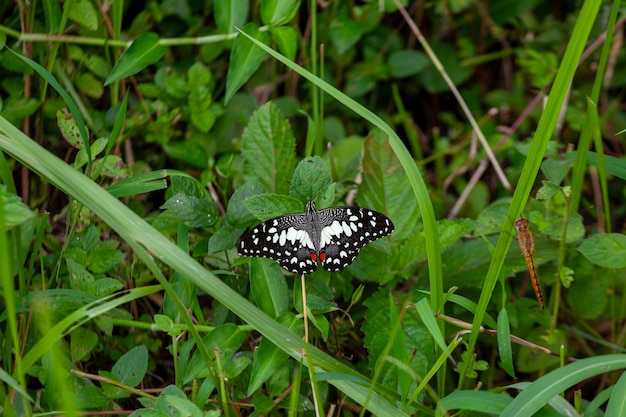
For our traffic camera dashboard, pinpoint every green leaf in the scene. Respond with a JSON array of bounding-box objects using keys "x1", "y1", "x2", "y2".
[
  {"x1": 243, "y1": 194, "x2": 302, "y2": 221},
  {"x1": 269, "y1": 26, "x2": 298, "y2": 61},
  {"x1": 57, "y1": 109, "x2": 85, "y2": 148},
  {"x1": 358, "y1": 129, "x2": 418, "y2": 241},
  {"x1": 329, "y1": 16, "x2": 364, "y2": 54},
  {"x1": 249, "y1": 258, "x2": 289, "y2": 318},
  {"x1": 214, "y1": 0, "x2": 249, "y2": 33},
  {"x1": 70, "y1": 327, "x2": 98, "y2": 362},
  {"x1": 0, "y1": 184, "x2": 34, "y2": 228},
  {"x1": 161, "y1": 193, "x2": 219, "y2": 228},
  {"x1": 606, "y1": 372, "x2": 626, "y2": 416},
  {"x1": 105, "y1": 33, "x2": 166, "y2": 86},
  {"x1": 578, "y1": 234, "x2": 626, "y2": 269},
  {"x1": 247, "y1": 313, "x2": 302, "y2": 395},
  {"x1": 66, "y1": 259, "x2": 95, "y2": 294},
  {"x1": 68, "y1": 0, "x2": 98, "y2": 31},
  {"x1": 111, "y1": 345, "x2": 148, "y2": 388},
  {"x1": 183, "y1": 324, "x2": 247, "y2": 384},
  {"x1": 88, "y1": 247, "x2": 126, "y2": 273},
  {"x1": 388, "y1": 50, "x2": 429, "y2": 78},
  {"x1": 260, "y1": 0, "x2": 301, "y2": 26},
  {"x1": 502, "y1": 355, "x2": 626, "y2": 417},
  {"x1": 0, "y1": 96, "x2": 40, "y2": 125},
  {"x1": 226, "y1": 179, "x2": 269, "y2": 227},
  {"x1": 497, "y1": 308, "x2": 515, "y2": 378},
  {"x1": 225, "y1": 23, "x2": 271, "y2": 104},
  {"x1": 241, "y1": 102, "x2": 296, "y2": 195},
  {"x1": 94, "y1": 278, "x2": 123, "y2": 297},
  {"x1": 76, "y1": 72, "x2": 103, "y2": 99},
  {"x1": 289, "y1": 156, "x2": 333, "y2": 204}
]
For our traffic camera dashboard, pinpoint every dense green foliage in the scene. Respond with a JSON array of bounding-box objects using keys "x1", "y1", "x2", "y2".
[{"x1": 1, "y1": 0, "x2": 626, "y2": 416}]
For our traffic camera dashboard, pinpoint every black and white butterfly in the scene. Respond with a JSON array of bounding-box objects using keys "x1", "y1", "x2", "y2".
[{"x1": 238, "y1": 201, "x2": 394, "y2": 274}]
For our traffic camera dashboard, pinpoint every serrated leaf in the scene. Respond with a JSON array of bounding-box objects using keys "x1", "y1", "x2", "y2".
[
  {"x1": 94, "y1": 277, "x2": 123, "y2": 297},
  {"x1": 243, "y1": 194, "x2": 302, "y2": 221},
  {"x1": 105, "y1": 33, "x2": 166, "y2": 86},
  {"x1": 358, "y1": 129, "x2": 419, "y2": 240},
  {"x1": 578, "y1": 234, "x2": 626, "y2": 269},
  {"x1": 66, "y1": 259, "x2": 95, "y2": 294},
  {"x1": 68, "y1": 0, "x2": 98, "y2": 31},
  {"x1": 289, "y1": 156, "x2": 333, "y2": 203},
  {"x1": 88, "y1": 247, "x2": 126, "y2": 273},
  {"x1": 214, "y1": 0, "x2": 249, "y2": 33},
  {"x1": 70, "y1": 327, "x2": 98, "y2": 362},
  {"x1": 225, "y1": 23, "x2": 271, "y2": 104},
  {"x1": 241, "y1": 102, "x2": 296, "y2": 195}
]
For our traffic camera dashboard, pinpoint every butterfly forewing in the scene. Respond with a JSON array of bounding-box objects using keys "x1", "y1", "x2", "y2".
[
  {"x1": 316, "y1": 207, "x2": 394, "y2": 271},
  {"x1": 238, "y1": 212, "x2": 318, "y2": 274},
  {"x1": 238, "y1": 202, "x2": 394, "y2": 274}
]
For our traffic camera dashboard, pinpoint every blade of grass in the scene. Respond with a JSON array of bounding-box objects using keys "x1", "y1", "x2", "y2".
[{"x1": 461, "y1": 0, "x2": 603, "y2": 387}]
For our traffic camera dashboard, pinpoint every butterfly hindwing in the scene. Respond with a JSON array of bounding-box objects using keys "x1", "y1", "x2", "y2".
[{"x1": 238, "y1": 213, "x2": 317, "y2": 274}]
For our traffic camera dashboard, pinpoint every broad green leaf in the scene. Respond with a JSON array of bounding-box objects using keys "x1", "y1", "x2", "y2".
[
  {"x1": 438, "y1": 390, "x2": 511, "y2": 415},
  {"x1": 260, "y1": 0, "x2": 300, "y2": 26},
  {"x1": 0, "y1": 96, "x2": 40, "y2": 125},
  {"x1": 0, "y1": 185, "x2": 34, "y2": 228},
  {"x1": 213, "y1": 0, "x2": 245, "y2": 33},
  {"x1": 247, "y1": 313, "x2": 302, "y2": 396},
  {"x1": 358, "y1": 129, "x2": 419, "y2": 241},
  {"x1": 270, "y1": 26, "x2": 297, "y2": 61},
  {"x1": 249, "y1": 258, "x2": 289, "y2": 318},
  {"x1": 578, "y1": 234, "x2": 626, "y2": 269},
  {"x1": 66, "y1": 259, "x2": 95, "y2": 294},
  {"x1": 243, "y1": 194, "x2": 302, "y2": 221},
  {"x1": 94, "y1": 278, "x2": 123, "y2": 297},
  {"x1": 214, "y1": 0, "x2": 249, "y2": 33},
  {"x1": 226, "y1": 179, "x2": 269, "y2": 227},
  {"x1": 388, "y1": 50, "x2": 429, "y2": 78},
  {"x1": 183, "y1": 324, "x2": 247, "y2": 384},
  {"x1": 68, "y1": 0, "x2": 98, "y2": 31},
  {"x1": 111, "y1": 345, "x2": 148, "y2": 388},
  {"x1": 105, "y1": 33, "x2": 166, "y2": 86},
  {"x1": 289, "y1": 156, "x2": 333, "y2": 204},
  {"x1": 88, "y1": 246, "x2": 126, "y2": 273},
  {"x1": 76, "y1": 72, "x2": 103, "y2": 99},
  {"x1": 241, "y1": 102, "x2": 296, "y2": 195},
  {"x1": 70, "y1": 327, "x2": 98, "y2": 362},
  {"x1": 225, "y1": 23, "x2": 271, "y2": 104},
  {"x1": 329, "y1": 16, "x2": 364, "y2": 54}
]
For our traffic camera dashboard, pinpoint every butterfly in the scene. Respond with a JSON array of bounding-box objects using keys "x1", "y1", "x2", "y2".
[{"x1": 238, "y1": 201, "x2": 394, "y2": 274}]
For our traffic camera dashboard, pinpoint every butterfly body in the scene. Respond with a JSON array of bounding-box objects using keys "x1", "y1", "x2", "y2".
[{"x1": 239, "y1": 201, "x2": 394, "y2": 274}]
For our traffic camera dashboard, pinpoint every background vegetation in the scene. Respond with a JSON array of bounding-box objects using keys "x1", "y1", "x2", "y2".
[{"x1": 1, "y1": 0, "x2": 626, "y2": 415}]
